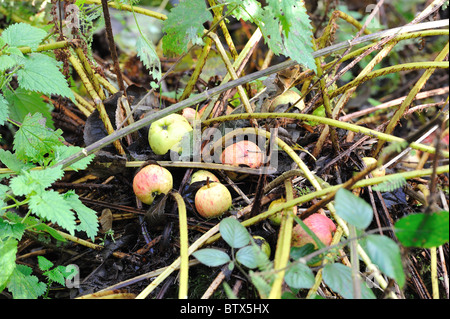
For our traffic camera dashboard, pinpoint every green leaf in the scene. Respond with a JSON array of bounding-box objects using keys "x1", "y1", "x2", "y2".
[
  {"x1": 0, "y1": 55, "x2": 17, "y2": 72},
  {"x1": 136, "y1": 35, "x2": 161, "y2": 81},
  {"x1": 9, "y1": 166, "x2": 64, "y2": 196},
  {"x1": 37, "y1": 255, "x2": 54, "y2": 272},
  {"x1": 6, "y1": 264, "x2": 47, "y2": 299},
  {"x1": 0, "y1": 149, "x2": 35, "y2": 173},
  {"x1": 226, "y1": 0, "x2": 261, "y2": 22},
  {"x1": 322, "y1": 263, "x2": 376, "y2": 299},
  {"x1": 16, "y1": 53, "x2": 75, "y2": 101},
  {"x1": 236, "y1": 245, "x2": 269, "y2": 269},
  {"x1": 53, "y1": 145, "x2": 95, "y2": 171},
  {"x1": 219, "y1": 217, "x2": 250, "y2": 249},
  {"x1": 359, "y1": 234, "x2": 405, "y2": 288},
  {"x1": 290, "y1": 244, "x2": 322, "y2": 266},
  {"x1": 192, "y1": 248, "x2": 231, "y2": 267},
  {"x1": 0, "y1": 94, "x2": 9, "y2": 127},
  {"x1": 284, "y1": 262, "x2": 315, "y2": 289},
  {"x1": 28, "y1": 190, "x2": 77, "y2": 235},
  {"x1": 3, "y1": 88, "x2": 55, "y2": 129},
  {"x1": 63, "y1": 190, "x2": 99, "y2": 241},
  {"x1": 0, "y1": 218, "x2": 26, "y2": 240},
  {"x1": 162, "y1": 0, "x2": 213, "y2": 56},
  {"x1": 335, "y1": 188, "x2": 373, "y2": 229},
  {"x1": 0, "y1": 238, "x2": 18, "y2": 289},
  {"x1": 395, "y1": 211, "x2": 449, "y2": 248},
  {"x1": 13, "y1": 112, "x2": 64, "y2": 163},
  {"x1": 1, "y1": 23, "x2": 47, "y2": 50}
]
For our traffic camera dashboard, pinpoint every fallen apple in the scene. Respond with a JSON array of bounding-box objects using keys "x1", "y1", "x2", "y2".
[
  {"x1": 252, "y1": 235, "x2": 271, "y2": 258},
  {"x1": 221, "y1": 140, "x2": 263, "y2": 168},
  {"x1": 132, "y1": 164, "x2": 173, "y2": 205},
  {"x1": 266, "y1": 198, "x2": 286, "y2": 226},
  {"x1": 148, "y1": 113, "x2": 193, "y2": 155},
  {"x1": 182, "y1": 107, "x2": 199, "y2": 125},
  {"x1": 195, "y1": 182, "x2": 232, "y2": 218},
  {"x1": 361, "y1": 156, "x2": 385, "y2": 178},
  {"x1": 190, "y1": 170, "x2": 220, "y2": 184},
  {"x1": 292, "y1": 213, "x2": 336, "y2": 249},
  {"x1": 264, "y1": 89, "x2": 305, "y2": 112}
]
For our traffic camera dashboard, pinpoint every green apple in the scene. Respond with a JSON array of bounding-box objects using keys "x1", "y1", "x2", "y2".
[
  {"x1": 133, "y1": 164, "x2": 173, "y2": 205},
  {"x1": 267, "y1": 198, "x2": 286, "y2": 226},
  {"x1": 148, "y1": 113, "x2": 193, "y2": 155},
  {"x1": 190, "y1": 170, "x2": 220, "y2": 184},
  {"x1": 195, "y1": 182, "x2": 232, "y2": 218}
]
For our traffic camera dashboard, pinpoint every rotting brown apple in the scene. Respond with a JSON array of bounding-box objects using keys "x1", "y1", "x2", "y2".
[
  {"x1": 132, "y1": 164, "x2": 173, "y2": 205},
  {"x1": 195, "y1": 182, "x2": 232, "y2": 218},
  {"x1": 291, "y1": 213, "x2": 336, "y2": 249},
  {"x1": 190, "y1": 170, "x2": 220, "y2": 184}
]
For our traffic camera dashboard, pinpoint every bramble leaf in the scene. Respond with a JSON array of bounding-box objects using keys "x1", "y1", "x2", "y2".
[
  {"x1": 219, "y1": 217, "x2": 251, "y2": 249},
  {"x1": 335, "y1": 188, "x2": 373, "y2": 229},
  {"x1": 284, "y1": 262, "x2": 315, "y2": 289},
  {"x1": 192, "y1": 248, "x2": 231, "y2": 267},
  {"x1": 0, "y1": 23, "x2": 47, "y2": 50},
  {"x1": 162, "y1": 0, "x2": 212, "y2": 56}
]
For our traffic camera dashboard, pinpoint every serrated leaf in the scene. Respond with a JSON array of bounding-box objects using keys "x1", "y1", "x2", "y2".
[
  {"x1": 219, "y1": 217, "x2": 250, "y2": 249},
  {"x1": 13, "y1": 112, "x2": 64, "y2": 163},
  {"x1": 16, "y1": 53, "x2": 74, "y2": 101},
  {"x1": 4, "y1": 88, "x2": 55, "y2": 129},
  {"x1": 0, "y1": 219, "x2": 26, "y2": 240},
  {"x1": 360, "y1": 235, "x2": 405, "y2": 288},
  {"x1": 44, "y1": 265, "x2": 69, "y2": 286},
  {"x1": 1, "y1": 23, "x2": 47, "y2": 50},
  {"x1": 225, "y1": 0, "x2": 261, "y2": 22},
  {"x1": 395, "y1": 211, "x2": 449, "y2": 248},
  {"x1": 136, "y1": 36, "x2": 161, "y2": 81},
  {"x1": 6, "y1": 264, "x2": 47, "y2": 299},
  {"x1": 322, "y1": 263, "x2": 376, "y2": 299},
  {"x1": 0, "y1": 238, "x2": 18, "y2": 289},
  {"x1": 9, "y1": 166, "x2": 64, "y2": 196},
  {"x1": 284, "y1": 262, "x2": 315, "y2": 289},
  {"x1": 29, "y1": 190, "x2": 76, "y2": 235},
  {"x1": 63, "y1": 190, "x2": 99, "y2": 241},
  {"x1": 335, "y1": 188, "x2": 373, "y2": 229},
  {"x1": 37, "y1": 256, "x2": 54, "y2": 272},
  {"x1": 0, "y1": 55, "x2": 17, "y2": 72},
  {"x1": 0, "y1": 94, "x2": 9, "y2": 127},
  {"x1": 290, "y1": 244, "x2": 322, "y2": 266},
  {"x1": 0, "y1": 149, "x2": 35, "y2": 173},
  {"x1": 162, "y1": 0, "x2": 213, "y2": 56},
  {"x1": 192, "y1": 248, "x2": 231, "y2": 267},
  {"x1": 236, "y1": 245, "x2": 268, "y2": 269},
  {"x1": 53, "y1": 145, "x2": 95, "y2": 171}
]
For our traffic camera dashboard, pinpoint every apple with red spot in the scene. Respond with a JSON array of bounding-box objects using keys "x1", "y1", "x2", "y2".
[
  {"x1": 195, "y1": 182, "x2": 232, "y2": 218},
  {"x1": 292, "y1": 213, "x2": 336, "y2": 249},
  {"x1": 132, "y1": 164, "x2": 173, "y2": 205}
]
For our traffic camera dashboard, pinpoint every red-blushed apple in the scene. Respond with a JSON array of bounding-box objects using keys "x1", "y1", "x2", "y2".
[
  {"x1": 182, "y1": 107, "x2": 199, "y2": 125},
  {"x1": 221, "y1": 140, "x2": 263, "y2": 168},
  {"x1": 292, "y1": 213, "x2": 336, "y2": 248},
  {"x1": 148, "y1": 113, "x2": 192, "y2": 155},
  {"x1": 132, "y1": 164, "x2": 173, "y2": 205},
  {"x1": 195, "y1": 182, "x2": 232, "y2": 218},
  {"x1": 190, "y1": 170, "x2": 220, "y2": 184}
]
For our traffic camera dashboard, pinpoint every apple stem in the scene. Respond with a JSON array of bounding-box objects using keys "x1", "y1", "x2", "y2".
[{"x1": 206, "y1": 176, "x2": 210, "y2": 187}]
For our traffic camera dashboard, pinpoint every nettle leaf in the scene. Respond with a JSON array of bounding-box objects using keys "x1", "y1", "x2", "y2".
[
  {"x1": 29, "y1": 190, "x2": 77, "y2": 235},
  {"x1": 0, "y1": 218, "x2": 26, "y2": 241},
  {"x1": 0, "y1": 55, "x2": 17, "y2": 72},
  {"x1": 322, "y1": 263, "x2": 376, "y2": 299},
  {"x1": 13, "y1": 112, "x2": 64, "y2": 163},
  {"x1": 219, "y1": 217, "x2": 250, "y2": 249},
  {"x1": 6, "y1": 264, "x2": 47, "y2": 299},
  {"x1": 1, "y1": 23, "x2": 47, "y2": 50},
  {"x1": 16, "y1": 53, "x2": 75, "y2": 101},
  {"x1": 0, "y1": 149, "x2": 35, "y2": 173},
  {"x1": 9, "y1": 166, "x2": 64, "y2": 196},
  {"x1": 136, "y1": 35, "x2": 161, "y2": 82},
  {"x1": 37, "y1": 255, "x2": 54, "y2": 272},
  {"x1": 0, "y1": 94, "x2": 9, "y2": 127},
  {"x1": 284, "y1": 262, "x2": 315, "y2": 289},
  {"x1": 63, "y1": 190, "x2": 99, "y2": 241},
  {"x1": 162, "y1": 0, "x2": 213, "y2": 56},
  {"x1": 192, "y1": 248, "x2": 231, "y2": 267},
  {"x1": 360, "y1": 234, "x2": 405, "y2": 288},
  {"x1": 395, "y1": 211, "x2": 449, "y2": 248},
  {"x1": 258, "y1": 0, "x2": 316, "y2": 72},
  {"x1": 53, "y1": 145, "x2": 95, "y2": 171},
  {"x1": 226, "y1": 0, "x2": 261, "y2": 22},
  {"x1": 0, "y1": 238, "x2": 18, "y2": 289},
  {"x1": 335, "y1": 188, "x2": 373, "y2": 229}
]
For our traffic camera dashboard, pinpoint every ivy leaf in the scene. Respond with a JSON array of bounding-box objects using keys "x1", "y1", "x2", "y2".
[
  {"x1": 13, "y1": 112, "x2": 64, "y2": 163},
  {"x1": 16, "y1": 53, "x2": 75, "y2": 101},
  {"x1": 6, "y1": 264, "x2": 47, "y2": 299},
  {"x1": 335, "y1": 188, "x2": 373, "y2": 230},
  {"x1": 192, "y1": 248, "x2": 231, "y2": 267},
  {"x1": 63, "y1": 191, "x2": 99, "y2": 241},
  {"x1": 219, "y1": 217, "x2": 250, "y2": 249},
  {"x1": 162, "y1": 0, "x2": 213, "y2": 56},
  {"x1": 359, "y1": 234, "x2": 406, "y2": 288},
  {"x1": 395, "y1": 211, "x2": 449, "y2": 248},
  {"x1": 0, "y1": 23, "x2": 47, "y2": 50},
  {"x1": 322, "y1": 263, "x2": 376, "y2": 299},
  {"x1": 28, "y1": 190, "x2": 77, "y2": 235},
  {"x1": 136, "y1": 35, "x2": 161, "y2": 82}
]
